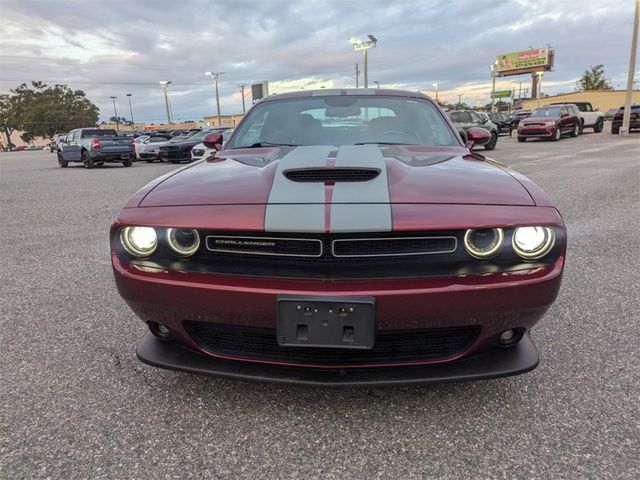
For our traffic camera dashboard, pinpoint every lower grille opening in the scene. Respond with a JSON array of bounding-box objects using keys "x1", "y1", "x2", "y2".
[{"x1": 185, "y1": 322, "x2": 480, "y2": 367}]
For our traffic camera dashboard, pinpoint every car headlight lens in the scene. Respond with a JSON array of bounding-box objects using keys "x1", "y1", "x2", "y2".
[
  {"x1": 464, "y1": 228, "x2": 504, "y2": 259},
  {"x1": 120, "y1": 226, "x2": 158, "y2": 257},
  {"x1": 166, "y1": 228, "x2": 200, "y2": 257},
  {"x1": 512, "y1": 226, "x2": 555, "y2": 259}
]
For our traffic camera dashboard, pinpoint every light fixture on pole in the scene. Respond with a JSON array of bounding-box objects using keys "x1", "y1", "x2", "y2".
[
  {"x1": 373, "y1": 80, "x2": 380, "y2": 89},
  {"x1": 126, "y1": 93, "x2": 134, "y2": 129},
  {"x1": 159, "y1": 81, "x2": 172, "y2": 125},
  {"x1": 110, "y1": 96, "x2": 119, "y2": 131},
  {"x1": 205, "y1": 72, "x2": 225, "y2": 126},
  {"x1": 349, "y1": 34, "x2": 377, "y2": 88},
  {"x1": 432, "y1": 83, "x2": 439, "y2": 103}
]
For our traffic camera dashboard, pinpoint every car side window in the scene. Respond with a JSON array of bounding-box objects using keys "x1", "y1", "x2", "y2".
[
  {"x1": 582, "y1": 104, "x2": 592, "y2": 112},
  {"x1": 68, "y1": 131, "x2": 76, "y2": 141},
  {"x1": 460, "y1": 112, "x2": 473, "y2": 123},
  {"x1": 449, "y1": 112, "x2": 460, "y2": 123},
  {"x1": 469, "y1": 112, "x2": 480, "y2": 123}
]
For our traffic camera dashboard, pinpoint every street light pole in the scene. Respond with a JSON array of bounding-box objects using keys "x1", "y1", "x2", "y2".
[
  {"x1": 536, "y1": 71, "x2": 544, "y2": 108},
  {"x1": 355, "y1": 63, "x2": 360, "y2": 88},
  {"x1": 432, "y1": 83, "x2": 439, "y2": 103},
  {"x1": 126, "y1": 93, "x2": 134, "y2": 130},
  {"x1": 490, "y1": 64, "x2": 496, "y2": 112},
  {"x1": 239, "y1": 84, "x2": 246, "y2": 115},
  {"x1": 205, "y1": 72, "x2": 225, "y2": 125},
  {"x1": 621, "y1": 0, "x2": 639, "y2": 135},
  {"x1": 350, "y1": 35, "x2": 377, "y2": 88},
  {"x1": 110, "y1": 96, "x2": 119, "y2": 130},
  {"x1": 159, "y1": 81, "x2": 172, "y2": 125}
]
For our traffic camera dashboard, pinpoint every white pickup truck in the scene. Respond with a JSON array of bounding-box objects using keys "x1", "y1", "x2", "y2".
[{"x1": 551, "y1": 102, "x2": 604, "y2": 133}]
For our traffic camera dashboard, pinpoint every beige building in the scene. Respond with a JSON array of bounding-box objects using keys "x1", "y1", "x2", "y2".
[{"x1": 522, "y1": 89, "x2": 640, "y2": 112}]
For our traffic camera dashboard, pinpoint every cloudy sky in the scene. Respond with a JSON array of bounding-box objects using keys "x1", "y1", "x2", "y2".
[{"x1": 0, "y1": 0, "x2": 637, "y2": 124}]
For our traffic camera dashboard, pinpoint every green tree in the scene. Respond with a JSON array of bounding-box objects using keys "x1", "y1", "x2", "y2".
[
  {"x1": 0, "y1": 82, "x2": 100, "y2": 145},
  {"x1": 0, "y1": 93, "x2": 21, "y2": 147},
  {"x1": 577, "y1": 65, "x2": 613, "y2": 90}
]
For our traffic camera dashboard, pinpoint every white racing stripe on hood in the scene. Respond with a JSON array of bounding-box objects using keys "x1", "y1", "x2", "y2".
[
  {"x1": 330, "y1": 144, "x2": 392, "y2": 232},
  {"x1": 264, "y1": 146, "x2": 333, "y2": 232}
]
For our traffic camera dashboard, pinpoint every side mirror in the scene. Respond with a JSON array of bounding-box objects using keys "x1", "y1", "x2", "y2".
[
  {"x1": 595, "y1": 107, "x2": 599, "y2": 111},
  {"x1": 202, "y1": 132, "x2": 223, "y2": 150},
  {"x1": 465, "y1": 127, "x2": 491, "y2": 149}
]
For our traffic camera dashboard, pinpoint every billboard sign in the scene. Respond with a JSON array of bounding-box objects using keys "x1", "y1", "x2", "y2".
[
  {"x1": 492, "y1": 90, "x2": 512, "y2": 98},
  {"x1": 495, "y1": 48, "x2": 553, "y2": 76}
]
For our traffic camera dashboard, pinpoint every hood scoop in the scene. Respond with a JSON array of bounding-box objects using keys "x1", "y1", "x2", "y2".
[{"x1": 284, "y1": 167, "x2": 380, "y2": 183}]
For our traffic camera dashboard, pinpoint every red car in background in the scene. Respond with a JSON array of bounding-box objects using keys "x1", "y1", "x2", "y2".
[
  {"x1": 517, "y1": 105, "x2": 580, "y2": 142},
  {"x1": 111, "y1": 89, "x2": 566, "y2": 386}
]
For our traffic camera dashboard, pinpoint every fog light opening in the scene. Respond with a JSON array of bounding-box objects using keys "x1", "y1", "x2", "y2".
[
  {"x1": 149, "y1": 322, "x2": 172, "y2": 340},
  {"x1": 498, "y1": 328, "x2": 523, "y2": 347}
]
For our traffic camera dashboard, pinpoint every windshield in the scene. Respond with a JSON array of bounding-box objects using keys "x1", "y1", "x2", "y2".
[
  {"x1": 227, "y1": 95, "x2": 457, "y2": 148},
  {"x1": 531, "y1": 107, "x2": 563, "y2": 117}
]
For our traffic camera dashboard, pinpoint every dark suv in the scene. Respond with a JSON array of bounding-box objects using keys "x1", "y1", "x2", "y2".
[
  {"x1": 611, "y1": 105, "x2": 640, "y2": 134},
  {"x1": 517, "y1": 105, "x2": 580, "y2": 142},
  {"x1": 159, "y1": 129, "x2": 215, "y2": 163}
]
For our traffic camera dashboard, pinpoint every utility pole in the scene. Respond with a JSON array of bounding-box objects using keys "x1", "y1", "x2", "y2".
[
  {"x1": 490, "y1": 64, "x2": 496, "y2": 112},
  {"x1": 110, "y1": 96, "x2": 119, "y2": 130},
  {"x1": 458, "y1": 94, "x2": 462, "y2": 108},
  {"x1": 621, "y1": 0, "x2": 639, "y2": 135},
  {"x1": 159, "y1": 81, "x2": 172, "y2": 125},
  {"x1": 205, "y1": 72, "x2": 224, "y2": 125},
  {"x1": 432, "y1": 83, "x2": 439, "y2": 103},
  {"x1": 536, "y1": 72, "x2": 544, "y2": 108},
  {"x1": 126, "y1": 93, "x2": 134, "y2": 130},
  {"x1": 239, "y1": 84, "x2": 247, "y2": 115},
  {"x1": 355, "y1": 63, "x2": 360, "y2": 88}
]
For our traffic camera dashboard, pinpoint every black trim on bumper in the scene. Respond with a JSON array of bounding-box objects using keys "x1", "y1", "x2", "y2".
[{"x1": 136, "y1": 332, "x2": 540, "y2": 387}]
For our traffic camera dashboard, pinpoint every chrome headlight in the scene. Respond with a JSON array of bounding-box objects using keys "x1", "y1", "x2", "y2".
[
  {"x1": 120, "y1": 226, "x2": 158, "y2": 257},
  {"x1": 166, "y1": 228, "x2": 200, "y2": 257},
  {"x1": 512, "y1": 226, "x2": 555, "y2": 260},
  {"x1": 464, "y1": 228, "x2": 504, "y2": 259}
]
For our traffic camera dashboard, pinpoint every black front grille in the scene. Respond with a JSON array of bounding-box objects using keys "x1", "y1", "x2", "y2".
[
  {"x1": 333, "y1": 236, "x2": 457, "y2": 257},
  {"x1": 284, "y1": 168, "x2": 380, "y2": 182},
  {"x1": 185, "y1": 322, "x2": 480, "y2": 366},
  {"x1": 160, "y1": 145, "x2": 181, "y2": 151}
]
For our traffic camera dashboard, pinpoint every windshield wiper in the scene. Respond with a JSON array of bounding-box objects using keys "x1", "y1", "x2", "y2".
[{"x1": 234, "y1": 142, "x2": 298, "y2": 149}]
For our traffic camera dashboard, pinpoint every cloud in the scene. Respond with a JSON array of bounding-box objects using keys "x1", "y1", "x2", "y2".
[{"x1": 0, "y1": 0, "x2": 635, "y2": 123}]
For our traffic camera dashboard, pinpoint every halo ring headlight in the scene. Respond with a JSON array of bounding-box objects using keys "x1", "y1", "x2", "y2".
[
  {"x1": 166, "y1": 228, "x2": 200, "y2": 257},
  {"x1": 120, "y1": 226, "x2": 158, "y2": 257},
  {"x1": 512, "y1": 226, "x2": 555, "y2": 260},
  {"x1": 464, "y1": 228, "x2": 504, "y2": 259}
]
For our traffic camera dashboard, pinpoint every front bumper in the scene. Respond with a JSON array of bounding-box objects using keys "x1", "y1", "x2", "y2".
[
  {"x1": 518, "y1": 126, "x2": 556, "y2": 138},
  {"x1": 137, "y1": 331, "x2": 539, "y2": 386}
]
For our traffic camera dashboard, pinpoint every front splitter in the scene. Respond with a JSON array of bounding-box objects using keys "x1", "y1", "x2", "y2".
[{"x1": 136, "y1": 332, "x2": 539, "y2": 387}]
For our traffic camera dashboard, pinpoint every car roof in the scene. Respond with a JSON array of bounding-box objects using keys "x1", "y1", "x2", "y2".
[{"x1": 258, "y1": 88, "x2": 430, "y2": 102}]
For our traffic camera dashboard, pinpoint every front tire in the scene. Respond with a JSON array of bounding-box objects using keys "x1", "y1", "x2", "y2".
[
  {"x1": 123, "y1": 156, "x2": 133, "y2": 167},
  {"x1": 552, "y1": 128, "x2": 561, "y2": 141},
  {"x1": 484, "y1": 132, "x2": 497, "y2": 150},
  {"x1": 57, "y1": 153, "x2": 68, "y2": 168},
  {"x1": 82, "y1": 150, "x2": 94, "y2": 169},
  {"x1": 570, "y1": 123, "x2": 579, "y2": 137},
  {"x1": 612, "y1": 125, "x2": 620, "y2": 135},
  {"x1": 517, "y1": 136, "x2": 526, "y2": 142},
  {"x1": 594, "y1": 118, "x2": 604, "y2": 133}
]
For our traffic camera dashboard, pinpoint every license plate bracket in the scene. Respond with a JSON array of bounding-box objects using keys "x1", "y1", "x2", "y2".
[{"x1": 277, "y1": 295, "x2": 375, "y2": 349}]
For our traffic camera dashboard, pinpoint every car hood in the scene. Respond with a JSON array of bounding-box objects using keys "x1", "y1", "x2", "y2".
[
  {"x1": 139, "y1": 144, "x2": 534, "y2": 208},
  {"x1": 521, "y1": 116, "x2": 559, "y2": 123}
]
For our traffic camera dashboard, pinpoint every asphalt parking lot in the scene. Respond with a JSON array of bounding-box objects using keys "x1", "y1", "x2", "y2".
[{"x1": 1, "y1": 129, "x2": 639, "y2": 479}]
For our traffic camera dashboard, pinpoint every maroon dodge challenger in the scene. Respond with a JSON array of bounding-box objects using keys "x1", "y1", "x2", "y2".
[{"x1": 111, "y1": 89, "x2": 566, "y2": 386}]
